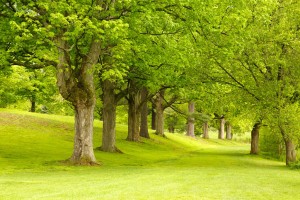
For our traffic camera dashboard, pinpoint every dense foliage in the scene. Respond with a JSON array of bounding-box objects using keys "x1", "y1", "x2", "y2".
[{"x1": 0, "y1": 0, "x2": 299, "y2": 165}]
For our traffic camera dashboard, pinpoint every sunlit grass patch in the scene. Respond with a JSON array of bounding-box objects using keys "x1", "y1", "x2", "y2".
[{"x1": 0, "y1": 109, "x2": 299, "y2": 200}]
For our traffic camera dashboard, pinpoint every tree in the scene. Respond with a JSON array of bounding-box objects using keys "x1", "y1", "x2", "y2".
[
  {"x1": 3, "y1": 0, "x2": 130, "y2": 165},
  {"x1": 185, "y1": 0, "x2": 300, "y2": 165},
  {"x1": 13, "y1": 67, "x2": 57, "y2": 112},
  {"x1": 122, "y1": 3, "x2": 189, "y2": 139},
  {"x1": 96, "y1": 13, "x2": 130, "y2": 152},
  {"x1": 127, "y1": 80, "x2": 142, "y2": 141},
  {"x1": 101, "y1": 79, "x2": 118, "y2": 152}
]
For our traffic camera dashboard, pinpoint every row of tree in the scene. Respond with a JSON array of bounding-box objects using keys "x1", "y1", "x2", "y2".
[{"x1": 1, "y1": 0, "x2": 300, "y2": 166}]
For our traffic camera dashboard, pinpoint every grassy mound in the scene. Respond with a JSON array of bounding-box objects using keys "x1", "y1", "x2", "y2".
[{"x1": 0, "y1": 109, "x2": 299, "y2": 200}]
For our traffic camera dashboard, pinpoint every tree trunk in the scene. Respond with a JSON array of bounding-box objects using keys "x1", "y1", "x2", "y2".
[
  {"x1": 186, "y1": 101, "x2": 195, "y2": 137},
  {"x1": 284, "y1": 139, "x2": 297, "y2": 166},
  {"x1": 127, "y1": 89, "x2": 141, "y2": 141},
  {"x1": 155, "y1": 91, "x2": 165, "y2": 136},
  {"x1": 226, "y1": 122, "x2": 232, "y2": 140},
  {"x1": 140, "y1": 87, "x2": 150, "y2": 138},
  {"x1": 202, "y1": 122, "x2": 209, "y2": 139},
  {"x1": 101, "y1": 79, "x2": 118, "y2": 152},
  {"x1": 69, "y1": 103, "x2": 97, "y2": 165},
  {"x1": 279, "y1": 126, "x2": 297, "y2": 166},
  {"x1": 218, "y1": 117, "x2": 225, "y2": 139},
  {"x1": 30, "y1": 94, "x2": 36, "y2": 112},
  {"x1": 151, "y1": 102, "x2": 156, "y2": 130},
  {"x1": 30, "y1": 99, "x2": 36, "y2": 112},
  {"x1": 250, "y1": 122, "x2": 261, "y2": 154},
  {"x1": 56, "y1": 37, "x2": 100, "y2": 165},
  {"x1": 276, "y1": 65, "x2": 297, "y2": 166}
]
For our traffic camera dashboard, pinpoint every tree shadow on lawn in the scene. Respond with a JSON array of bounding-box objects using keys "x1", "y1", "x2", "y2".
[{"x1": 154, "y1": 149, "x2": 286, "y2": 170}]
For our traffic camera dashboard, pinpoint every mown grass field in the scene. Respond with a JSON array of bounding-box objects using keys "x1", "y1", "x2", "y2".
[{"x1": 0, "y1": 109, "x2": 300, "y2": 200}]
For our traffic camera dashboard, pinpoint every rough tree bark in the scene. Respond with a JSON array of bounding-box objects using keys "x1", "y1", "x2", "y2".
[
  {"x1": 279, "y1": 126, "x2": 297, "y2": 166},
  {"x1": 140, "y1": 87, "x2": 150, "y2": 138},
  {"x1": 155, "y1": 90, "x2": 165, "y2": 136},
  {"x1": 202, "y1": 122, "x2": 209, "y2": 139},
  {"x1": 250, "y1": 122, "x2": 261, "y2": 155},
  {"x1": 71, "y1": 103, "x2": 97, "y2": 164},
  {"x1": 218, "y1": 117, "x2": 225, "y2": 139},
  {"x1": 284, "y1": 139, "x2": 297, "y2": 166},
  {"x1": 226, "y1": 122, "x2": 232, "y2": 140},
  {"x1": 101, "y1": 79, "x2": 118, "y2": 152},
  {"x1": 186, "y1": 101, "x2": 195, "y2": 137},
  {"x1": 56, "y1": 38, "x2": 100, "y2": 165},
  {"x1": 127, "y1": 82, "x2": 141, "y2": 141}
]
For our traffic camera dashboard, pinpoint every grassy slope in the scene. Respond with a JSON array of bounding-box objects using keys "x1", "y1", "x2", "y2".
[{"x1": 0, "y1": 109, "x2": 299, "y2": 200}]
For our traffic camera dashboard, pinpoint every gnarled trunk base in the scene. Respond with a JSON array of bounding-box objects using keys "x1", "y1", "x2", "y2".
[{"x1": 69, "y1": 104, "x2": 98, "y2": 165}]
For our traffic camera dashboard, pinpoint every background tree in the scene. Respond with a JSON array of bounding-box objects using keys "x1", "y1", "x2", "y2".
[{"x1": 185, "y1": 0, "x2": 300, "y2": 165}]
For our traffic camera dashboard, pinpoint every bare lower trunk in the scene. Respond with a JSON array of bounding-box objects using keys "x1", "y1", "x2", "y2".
[
  {"x1": 250, "y1": 122, "x2": 261, "y2": 154},
  {"x1": 279, "y1": 126, "x2": 297, "y2": 165},
  {"x1": 30, "y1": 95, "x2": 36, "y2": 112},
  {"x1": 226, "y1": 122, "x2": 232, "y2": 140},
  {"x1": 186, "y1": 102, "x2": 195, "y2": 137},
  {"x1": 202, "y1": 122, "x2": 209, "y2": 139},
  {"x1": 30, "y1": 100, "x2": 36, "y2": 112},
  {"x1": 218, "y1": 117, "x2": 225, "y2": 139},
  {"x1": 127, "y1": 90, "x2": 141, "y2": 141},
  {"x1": 151, "y1": 103, "x2": 156, "y2": 130},
  {"x1": 284, "y1": 139, "x2": 296, "y2": 166},
  {"x1": 140, "y1": 88, "x2": 150, "y2": 138},
  {"x1": 101, "y1": 79, "x2": 118, "y2": 152},
  {"x1": 155, "y1": 91, "x2": 165, "y2": 136},
  {"x1": 70, "y1": 104, "x2": 97, "y2": 165}
]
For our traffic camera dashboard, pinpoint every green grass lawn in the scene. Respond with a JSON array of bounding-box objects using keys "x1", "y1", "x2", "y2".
[{"x1": 0, "y1": 109, "x2": 299, "y2": 200}]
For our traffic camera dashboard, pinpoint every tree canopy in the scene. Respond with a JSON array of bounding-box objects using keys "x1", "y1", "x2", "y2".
[{"x1": 1, "y1": 0, "x2": 300, "y2": 166}]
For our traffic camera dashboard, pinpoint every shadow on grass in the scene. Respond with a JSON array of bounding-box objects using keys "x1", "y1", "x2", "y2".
[{"x1": 153, "y1": 149, "x2": 286, "y2": 170}]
